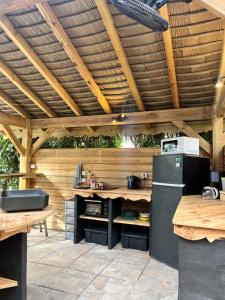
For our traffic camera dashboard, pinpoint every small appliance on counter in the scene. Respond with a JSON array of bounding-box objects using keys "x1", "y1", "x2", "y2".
[
  {"x1": 84, "y1": 199, "x2": 108, "y2": 217},
  {"x1": 127, "y1": 176, "x2": 140, "y2": 190},
  {"x1": 202, "y1": 187, "x2": 219, "y2": 200},
  {"x1": 161, "y1": 137, "x2": 199, "y2": 155},
  {"x1": 0, "y1": 189, "x2": 49, "y2": 212}
]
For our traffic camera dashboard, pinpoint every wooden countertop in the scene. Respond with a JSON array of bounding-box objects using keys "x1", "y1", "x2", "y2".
[
  {"x1": 0, "y1": 206, "x2": 53, "y2": 241},
  {"x1": 72, "y1": 187, "x2": 151, "y2": 202},
  {"x1": 173, "y1": 195, "x2": 225, "y2": 242}
]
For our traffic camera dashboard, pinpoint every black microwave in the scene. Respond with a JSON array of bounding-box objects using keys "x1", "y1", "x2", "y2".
[{"x1": 84, "y1": 199, "x2": 108, "y2": 217}]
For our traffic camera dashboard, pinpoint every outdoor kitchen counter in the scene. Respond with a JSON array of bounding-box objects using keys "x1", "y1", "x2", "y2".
[
  {"x1": 73, "y1": 187, "x2": 151, "y2": 202},
  {"x1": 173, "y1": 195, "x2": 225, "y2": 300},
  {"x1": 0, "y1": 206, "x2": 53, "y2": 300},
  {"x1": 0, "y1": 206, "x2": 53, "y2": 240},
  {"x1": 173, "y1": 195, "x2": 225, "y2": 242}
]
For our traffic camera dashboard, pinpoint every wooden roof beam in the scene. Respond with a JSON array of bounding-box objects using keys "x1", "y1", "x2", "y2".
[
  {"x1": 0, "y1": 0, "x2": 47, "y2": 14},
  {"x1": 0, "y1": 111, "x2": 26, "y2": 128},
  {"x1": 31, "y1": 106, "x2": 212, "y2": 129},
  {"x1": 0, "y1": 89, "x2": 31, "y2": 119},
  {"x1": 0, "y1": 15, "x2": 83, "y2": 117},
  {"x1": 2, "y1": 124, "x2": 25, "y2": 156},
  {"x1": 197, "y1": 0, "x2": 225, "y2": 19},
  {"x1": 0, "y1": 59, "x2": 56, "y2": 118},
  {"x1": 160, "y1": 5, "x2": 180, "y2": 109},
  {"x1": 172, "y1": 120, "x2": 211, "y2": 155},
  {"x1": 37, "y1": 2, "x2": 112, "y2": 114},
  {"x1": 214, "y1": 26, "x2": 225, "y2": 117},
  {"x1": 95, "y1": 0, "x2": 145, "y2": 112},
  {"x1": 32, "y1": 128, "x2": 56, "y2": 155}
]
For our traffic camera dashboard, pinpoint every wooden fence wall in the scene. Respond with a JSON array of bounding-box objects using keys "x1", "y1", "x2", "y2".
[{"x1": 31, "y1": 148, "x2": 160, "y2": 230}]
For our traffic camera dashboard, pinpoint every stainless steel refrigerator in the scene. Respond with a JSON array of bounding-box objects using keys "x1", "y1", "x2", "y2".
[{"x1": 150, "y1": 154, "x2": 210, "y2": 269}]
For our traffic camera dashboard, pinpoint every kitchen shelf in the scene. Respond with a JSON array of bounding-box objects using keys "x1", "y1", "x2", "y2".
[
  {"x1": 113, "y1": 216, "x2": 150, "y2": 227},
  {"x1": 79, "y1": 214, "x2": 108, "y2": 222},
  {"x1": 0, "y1": 277, "x2": 18, "y2": 290}
]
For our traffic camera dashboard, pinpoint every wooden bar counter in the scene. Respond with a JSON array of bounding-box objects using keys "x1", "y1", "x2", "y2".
[
  {"x1": 173, "y1": 195, "x2": 225, "y2": 300},
  {"x1": 0, "y1": 207, "x2": 53, "y2": 300}
]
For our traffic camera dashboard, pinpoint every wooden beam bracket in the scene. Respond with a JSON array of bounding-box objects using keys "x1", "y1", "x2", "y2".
[{"x1": 2, "y1": 124, "x2": 25, "y2": 156}]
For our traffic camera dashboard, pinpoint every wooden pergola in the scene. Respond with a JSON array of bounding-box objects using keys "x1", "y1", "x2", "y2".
[{"x1": 0, "y1": 0, "x2": 224, "y2": 189}]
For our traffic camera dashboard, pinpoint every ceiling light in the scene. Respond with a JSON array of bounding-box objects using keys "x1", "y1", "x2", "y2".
[
  {"x1": 216, "y1": 81, "x2": 223, "y2": 88},
  {"x1": 112, "y1": 114, "x2": 128, "y2": 123}
]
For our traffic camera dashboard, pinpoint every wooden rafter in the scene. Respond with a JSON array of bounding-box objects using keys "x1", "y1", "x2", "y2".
[
  {"x1": 2, "y1": 124, "x2": 25, "y2": 156},
  {"x1": 214, "y1": 26, "x2": 225, "y2": 117},
  {"x1": 37, "y1": 2, "x2": 112, "y2": 114},
  {"x1": 172, "y1": 121, "x2": 211, "y2": 155},
  {"x1": 0, "y1": 89, "x2": 31, "y2": 119},
  {"x1": 0, "y1": 0, "x2": 47, "y2": 14},
  {"x1": 95, "y1": 0, "x2": 145, "y2": 112},
  {"x1": 32, "y1": 128, "x2": 56, "y2": 155},
  {"x1": 160, "y1": 4, "x2": 180, "y2": 109},
  {"x1": 0, "y1": 15, "x2": 83, "y2": 117},
  {"x1": 0, "y1": 111, "x2": 26, "y2": 127},
  {"x1": 197, "y1": 0, "x2": 225, "y2": 19},
  {"x1": 0, "y1": 59, "x2": 56, "y2": 118},
  {"x1": 31, "y1": 106, "x2": 212, "y2": 129}
]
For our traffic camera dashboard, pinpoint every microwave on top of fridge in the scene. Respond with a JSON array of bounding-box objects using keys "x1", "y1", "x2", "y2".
[{"x1": 161, "y1": 137, "x2": 199, "y2": 156}]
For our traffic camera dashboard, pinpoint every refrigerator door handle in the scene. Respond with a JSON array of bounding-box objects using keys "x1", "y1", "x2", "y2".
[{"x1": 152, "y1": 182, "x2": 186, "y2": 188}]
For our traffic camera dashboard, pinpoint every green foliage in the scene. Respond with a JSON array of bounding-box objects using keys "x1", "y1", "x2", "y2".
[
  {"x1": 42, "y1": 135, "x2": 123, "y2": 149},
  {"x1": 0, "y1": 135, "x2": 19, "y2": 190}
]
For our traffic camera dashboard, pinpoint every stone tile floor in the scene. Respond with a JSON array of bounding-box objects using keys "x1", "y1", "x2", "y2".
[{"x1": 27, "y1": 228, "x2": 178, "y2": 299}]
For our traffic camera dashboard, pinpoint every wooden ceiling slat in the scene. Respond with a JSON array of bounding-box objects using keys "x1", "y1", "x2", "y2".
[
  {"x1": 0, "y1": 15, "x2": 84, "y2": 117},
  {"x1": 96, "y1": 0, "x2": 145, "y2": 112},
  {"x1": 0, "y1": 89, "x2": 31, "y2": 119},
  {"x1": 197, "y1": 0, "x2": 225, "y2": 19},
  {"x1": 36, "y1": 2, "x2": 112, "y2": 114},
  {"x1": 0, "y1": 0, "x2": 47, "y2": 14}
]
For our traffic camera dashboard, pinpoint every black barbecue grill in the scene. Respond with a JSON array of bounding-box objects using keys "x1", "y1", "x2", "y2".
[{"x1": 0, "y1": 189, "x2": 49, "y2": 212}]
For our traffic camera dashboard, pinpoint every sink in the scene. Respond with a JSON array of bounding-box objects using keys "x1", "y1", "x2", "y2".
[{"x1": 0, "y1": 189, "x2": 49, "y2": 212}]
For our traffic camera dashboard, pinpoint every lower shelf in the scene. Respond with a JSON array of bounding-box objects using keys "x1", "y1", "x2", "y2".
[
  {"x1": 0, "y1": 277, "x2": 18, "y2": 290},
  {"x1": 79, "y1": 214, "x2": 108, "y2": 222},
  {"x1": 113, "y1": 216, "x2": 150, "y2": 227}
]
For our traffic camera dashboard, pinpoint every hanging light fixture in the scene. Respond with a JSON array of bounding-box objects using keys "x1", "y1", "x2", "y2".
[{"x1": 112, "y1": 114, "x2": 128, "y2": 123}]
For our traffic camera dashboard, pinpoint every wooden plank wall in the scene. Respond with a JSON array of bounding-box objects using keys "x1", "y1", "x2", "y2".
[{"x1": 31, "y1": 148, "x2": 160, "y2": 230}]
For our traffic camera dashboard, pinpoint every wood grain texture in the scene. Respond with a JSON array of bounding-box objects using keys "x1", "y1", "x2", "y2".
[
  {"x1": 31, "y1": 148, "x2": 158, "y2": 230},
  {"x1": 31, "y1": 106, "x2": 212, "y2": 129},
  {"x1": 197, "y1": 0, "x2": 225, "y2": 19},
  {"x1": 0, "y1": 206, "x2": 53, "y2": 239},
  {"x1": 173, "y1": 195, "x2": 225, "y2": 241},
  {"x1": 73, "y1": 187, "x2": 151, "y2": 202},
  {"x1": 0, "y1": 277, "x2": 18, "y2": 290}
]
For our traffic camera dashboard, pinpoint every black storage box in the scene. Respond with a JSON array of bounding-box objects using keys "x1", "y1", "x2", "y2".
[
  {"x1": 121, "y1": 231, "x2": 149, "y2": 251},
  {"x1": 84, "y1": 227, "x2": 108, "y2": 246},
  {"x1": 0, "y1": 189, "x2": 49, "y2": 212}
]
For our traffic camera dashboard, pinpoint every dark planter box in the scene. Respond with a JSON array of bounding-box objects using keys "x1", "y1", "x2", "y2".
[
  {"x1": 178, "y1": 238, "x2": 225, "y2": 300},
  {"x1": 84, "y1": 227, "x2": 108, "y2": 246},
  {"x1": 122, "y1": 230, "x2": 149, "y2": 251}
]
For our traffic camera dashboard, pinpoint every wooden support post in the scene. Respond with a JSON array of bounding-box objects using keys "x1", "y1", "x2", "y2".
[
  {"x1": 19, "y1": 120, "x2": 32, "y2": 190},
  {"x1": 212, "y1": 106, "x2": 224, "y2": 171}
]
